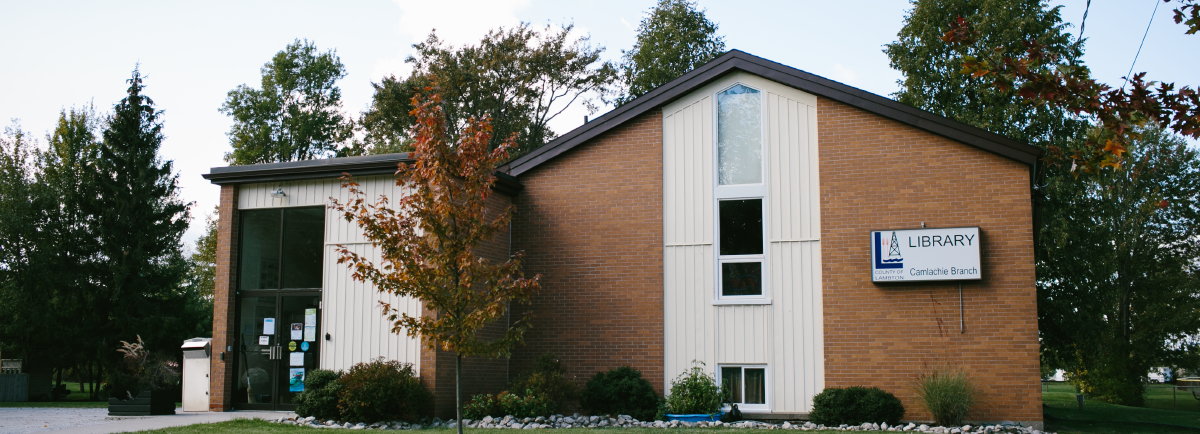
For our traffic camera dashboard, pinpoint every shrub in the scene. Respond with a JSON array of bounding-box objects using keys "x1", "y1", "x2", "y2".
[
  {"x1": 665, "y1": 361, "x2": 723, "y2": 415},
  {"x1": 510, "y1": 353, "x2": 578, "y2": 413},
  {"x1": 337, "y1": 359, "x2": 431, "y2": 423},
  {"x1": 809, "y1": 386, "x2": 905, "y2": 426},
  {"x1": 914, "y1": 368, "x2": 977, "y2": 427},
  {"x1": 294, "y1": 369, "x2": 343, "y2": 421},
  {"x1": 464, "y1": 389, "x2": 555, "y2": 419},
  {"x1": 580, "y1": 366, "x2": 660, "y2": 421}
]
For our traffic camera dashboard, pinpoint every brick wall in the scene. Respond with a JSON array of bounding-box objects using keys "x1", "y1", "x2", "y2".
[
  {"x1": 420, "y1": 189, "x2": 515, "y2": 418},
  {"x1": 509, "y1": 112, "x2": 666, "y2": 397},
  {"x1": 817, "y1": 98, "x2": 1042, "y2": 423},
  {"x1": 209, "y1": 184, "x2": 238, "y2": 411}
]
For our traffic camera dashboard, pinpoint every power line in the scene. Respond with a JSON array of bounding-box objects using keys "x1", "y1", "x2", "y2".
[
  {"x1": 1122, "y1": 0, "x2": 1161, "y2": 90},
  {"x1": 1079, "y1": 0, "x2": 1092, "y2": 40}
]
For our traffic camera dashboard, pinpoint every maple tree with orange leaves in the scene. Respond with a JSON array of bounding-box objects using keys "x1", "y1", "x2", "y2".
[{"x1": 332, "y1": 91, "x2": 540, "y2": 431}]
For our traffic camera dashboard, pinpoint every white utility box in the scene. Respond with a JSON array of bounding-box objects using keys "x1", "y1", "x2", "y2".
[{"x1": 180, "y1": 337, "x2": 212, "y2": 412}]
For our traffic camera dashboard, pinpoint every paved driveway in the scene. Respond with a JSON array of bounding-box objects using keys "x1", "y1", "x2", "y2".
[{"x1": 0, "y1": 407, "x2": 293, "y2": 434}]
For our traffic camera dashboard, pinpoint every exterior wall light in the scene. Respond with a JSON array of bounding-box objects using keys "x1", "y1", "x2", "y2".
[{"x1": 270, "y1": 187, "x2": 287, "y2": 198}]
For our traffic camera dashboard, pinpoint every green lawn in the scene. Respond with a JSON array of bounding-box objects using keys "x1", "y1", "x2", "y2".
[{"x1": 1042, "y1": 382, "x2": 1200, "y2": 433}]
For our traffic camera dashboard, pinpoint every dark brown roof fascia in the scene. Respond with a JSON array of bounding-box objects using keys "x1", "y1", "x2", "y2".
[
  {"x1": 502, "y1": 50, "x2": 1043, "y2": 177},
  {"x1": 202, "y1": 152, "x2": 523, "y2": 196}
]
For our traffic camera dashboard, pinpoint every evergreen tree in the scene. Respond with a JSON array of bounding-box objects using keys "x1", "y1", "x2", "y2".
[
  {"x1": 616, "y1": 0, "x2": 726, "y2": 106},
  {"x1": 222, "y1": 39, "x2": 355, "y2": 165},
  {"x1": 90, "y1": 69, "x2": 200, "y2": 388}
]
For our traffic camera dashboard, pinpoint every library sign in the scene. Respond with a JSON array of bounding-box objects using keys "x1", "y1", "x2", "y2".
[{"x1": 870, "y1": 227, "x2": 981, "y2": 282}]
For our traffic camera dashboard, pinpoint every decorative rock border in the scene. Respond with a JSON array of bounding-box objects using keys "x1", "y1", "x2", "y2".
[{"x1": 270, "y1": 414, "x2": 1050, "y2": 434}]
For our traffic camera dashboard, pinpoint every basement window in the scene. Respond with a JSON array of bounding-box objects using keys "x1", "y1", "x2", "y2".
[{"x1": 720, "y1": 365, "x2": 769, "y2": 412}]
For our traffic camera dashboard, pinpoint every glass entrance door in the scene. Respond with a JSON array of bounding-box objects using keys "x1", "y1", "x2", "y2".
[
  {"x1": 277, "y1": 295, "x2": 321, "y2": 407},
  {"x1": 234, "y1": 293, "x2": 320, "y2": 410},
  {"x1": 235, "y1": 296, "x2": 278, "y2": 409}
]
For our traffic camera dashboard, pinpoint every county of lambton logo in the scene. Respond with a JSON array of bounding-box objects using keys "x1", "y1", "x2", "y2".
[{"x1": 874, "y1": 231, "x2": 903, "y2": 269}]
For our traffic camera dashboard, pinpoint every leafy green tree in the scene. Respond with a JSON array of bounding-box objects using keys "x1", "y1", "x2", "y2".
[
  {"x1": 360, "y1": 24, "x2": 616, "y2": 158},
  {"x1": 221, "y1": 39, "x2": 355, "y2": 165},
  {"x1": 90, "y1": 69, "x2": 204, "y2": 386},
  {"x1": 887, "y1": 0, "x2": 1200, "y2": 406},
  {"x1": 616, "y1": 0, "x2": 726, "y2": 106},
  {"x1": 36, "y1": 106, "x2": 110, "y2": 395},
  {"x1": 1039, "y1": 127, "x2": 1200, "y2": 405},
  {"x1": 0, "y1": 122, "x2": 50, "y2": 372},
  {"x1": 938, "y1": 1, "x2": 1200, "y2": 173},
  {"x1": 186, "y1": 207, "x2": 219, "y2": 299},
  {"x1": 885, "y1": 0, "x2": 1087, "y2": 150}
]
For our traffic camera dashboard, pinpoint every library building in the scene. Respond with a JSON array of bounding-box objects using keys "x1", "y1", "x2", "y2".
[{"x1": 203, "y1": 50, "x2": 1043, "y2": 427}]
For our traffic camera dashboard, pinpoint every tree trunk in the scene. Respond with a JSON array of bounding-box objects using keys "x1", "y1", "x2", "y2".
[{"x1": 456, "y1": 353, "x2": 463, "y2": 434}]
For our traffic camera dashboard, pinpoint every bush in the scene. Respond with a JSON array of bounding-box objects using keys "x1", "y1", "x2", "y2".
[
  {"x1": 809, "y1": 386, "x2": 905, "y2": 426},
  {"x1": 510, "y1": 353, "x2": 578, "y2": 413},
  {"x1": 337, "y1": 359, "x2": 431, "y2": 423},
  {"x1": 580, "y1": 366, "x2": 660, "y2": 421},
  {"x1": 665, "y1": 361, "x2": 723, "y2": 415},
  {"x1": 464, "y1": 389, "x2": 555, "y2": 419},
  {"x1": 294, "y1": 369, "x2": 343, "y2": 421},
  {"x1": 914, "y1": 368, "x2": 977, "y2": 427}
]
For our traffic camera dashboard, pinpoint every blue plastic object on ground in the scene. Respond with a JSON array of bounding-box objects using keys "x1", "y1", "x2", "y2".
[{"x1": 665, "y1": 412, "x2": 724, "y2": 422}]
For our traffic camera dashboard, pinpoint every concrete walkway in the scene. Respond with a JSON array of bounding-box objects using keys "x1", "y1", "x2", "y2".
[{"x1": 0, "y1": 407, "x2": 294, "y2": 434}]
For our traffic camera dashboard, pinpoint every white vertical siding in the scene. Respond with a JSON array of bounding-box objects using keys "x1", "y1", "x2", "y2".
[
  {"x1": 662, "y1": 71, "x2": 823, "y2": 414},
  {"x1": 238, "y1": 176, "x2": 423, "y2": 372}
]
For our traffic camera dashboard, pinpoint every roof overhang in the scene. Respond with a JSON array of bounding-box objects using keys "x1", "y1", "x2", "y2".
[
  {"x1": 501, "y1": 50, "x2": 1043, "y2": 177},
  {"x1": 202, "y1": 153, "x2": 523, "y2": 196}
]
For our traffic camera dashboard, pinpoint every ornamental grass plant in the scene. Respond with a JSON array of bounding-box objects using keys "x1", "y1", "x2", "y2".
[{"x1": 914, "y1": 367, "x2": 978, "y2": 427}]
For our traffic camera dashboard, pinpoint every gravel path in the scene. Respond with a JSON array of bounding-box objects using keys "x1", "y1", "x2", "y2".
[{"x1": 0, "y1": 407, "x2": 111, "y2": 434}]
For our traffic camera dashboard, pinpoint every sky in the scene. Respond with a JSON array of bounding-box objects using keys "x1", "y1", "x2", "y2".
[{"x1": 1, "y1": 0, "x2": 1196, "y2": 248}]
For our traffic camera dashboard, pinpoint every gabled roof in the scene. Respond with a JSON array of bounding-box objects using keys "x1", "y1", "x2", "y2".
[{"x1": 502, "y1": 50, "x2": 1042, "y2": 177}]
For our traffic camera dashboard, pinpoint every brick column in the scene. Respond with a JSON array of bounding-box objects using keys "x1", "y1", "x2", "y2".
[{"x1": 210, "y1": 184, "x2": 238, "y2": 411}]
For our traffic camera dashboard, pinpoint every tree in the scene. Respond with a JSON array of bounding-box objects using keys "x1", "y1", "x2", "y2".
[
  {"x1": 0, "y1": 122, "x2": 50, "y2": 373},
  {"x1": 186, "y1": 207, "x2": 219, "y2": 298},
  {"x1": 939, "y1": 1, "x2": 1200, "y2": 174},
  {"x1": 616, "y1": 0, "x2": 726, "y2": 105},
  {"x1": 1038, "y1": 126, "x2": 1200, "y2": 405},
  {"x1": 887, "y1": 0, "x2": 1200, "y2": 405},
  {"x1": 221, "y1": 39, "x2": 356, "y2": 165},
  {"x1": 360, "y1": 24, "x2": 616, "y2": 158},
  {"x1": 332, "y1": 92, "x2": 541, "y2": 433},
  {"x1": 90, "y1": 69, "x2": 202, "y2": 388},
  {"x1": 885, "y1": 0, "x2": 1087, "y2": 150},
  {"x1": 35, "y1": 106, "x2": 109, "y2": 396}
]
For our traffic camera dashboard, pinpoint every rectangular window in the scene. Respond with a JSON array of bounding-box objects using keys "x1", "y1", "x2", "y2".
[
  {"x1": 718, "y1": 198, "x2": 764, "y2": 298},
  {"x1": 720, "y1": 365, "x2": 768, "y2": 410},
  {"x1": 239, "y1": 206, "x2": 326, "y2": 291},
  {"x1": 717, "y1": 84, "x2": 762, "y2": 186}
]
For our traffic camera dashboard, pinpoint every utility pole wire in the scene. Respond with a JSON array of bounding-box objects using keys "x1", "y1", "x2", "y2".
[{"x1": 1122, "y1": 0, "x2": 1161, "y2": 90}]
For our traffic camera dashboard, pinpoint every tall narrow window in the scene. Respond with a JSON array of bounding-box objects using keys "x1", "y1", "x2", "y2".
[
  {"x1": 717, "y1": 84, "x2": 762, "y2": 185},
  {"x1": 714, "y1": 82, "x2": 767, "y2": 303}
]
